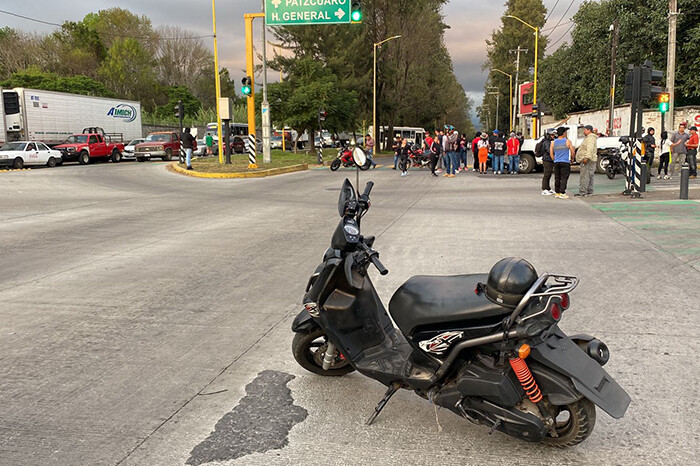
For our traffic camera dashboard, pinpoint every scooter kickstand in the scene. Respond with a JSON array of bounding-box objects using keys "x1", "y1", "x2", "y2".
[{"x1": 365, "y1": 383, "x2": 400, "y2": 426}]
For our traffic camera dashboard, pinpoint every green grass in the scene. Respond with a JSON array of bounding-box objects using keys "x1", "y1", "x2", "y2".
[{"x1": 179, "y1": 150, "x2": 319, "y2": 173}]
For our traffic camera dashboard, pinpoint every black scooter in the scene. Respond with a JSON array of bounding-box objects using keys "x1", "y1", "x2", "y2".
[{"x1": 292, "y1": 178, "x2": 630, "y2": 447}]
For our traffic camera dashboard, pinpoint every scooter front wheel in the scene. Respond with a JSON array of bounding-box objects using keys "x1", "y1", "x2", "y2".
[
  {"x1": 292, "y1": 328, "x2": 355, "y2": 376},
  {"x1": 330, "y1": 159, "x2": 341, "y2": 171}
]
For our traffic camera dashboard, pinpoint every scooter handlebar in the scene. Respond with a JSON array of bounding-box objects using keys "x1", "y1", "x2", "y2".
[
  {"x1": 371, "y1": 255, "x2": 389, "y2": 275},
  {"x1": 362, "y1": 181, "x2": 374, "y2": 198}
]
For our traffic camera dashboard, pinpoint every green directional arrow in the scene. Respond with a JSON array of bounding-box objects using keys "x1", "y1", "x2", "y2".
[{"x1": 266, "y1": 0, "x2": 352, "y2": 26}]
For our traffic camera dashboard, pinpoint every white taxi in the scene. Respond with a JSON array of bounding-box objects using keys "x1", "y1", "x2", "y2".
[{"x1": 0, "y1": 141, "x2": 63, "y2": 169}]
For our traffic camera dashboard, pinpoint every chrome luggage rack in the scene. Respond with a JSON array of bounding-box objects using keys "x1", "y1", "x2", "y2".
[{"x1": 505, "y1": 273, "x2": 579, "y2": 329}]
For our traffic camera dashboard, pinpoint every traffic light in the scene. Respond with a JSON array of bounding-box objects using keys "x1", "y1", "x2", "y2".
[
  {"x1": 174, "y1": 100, "x2": 183, "y2": 118},
  {"x1": 640, "y1": 62, "x2": 664, "y2": 100},
  {"x1": 241, "y1": 76, "x2": 252, "y2": 96},
  {"x1": 659, "y1": 93, "x2": 670, "y2": 113},
  {"x1": 624, "y1": 69, "x2": 634, "y2": 103},
  {"x1": 351, "y1": 1, "x2": 362, "y2": 23}
]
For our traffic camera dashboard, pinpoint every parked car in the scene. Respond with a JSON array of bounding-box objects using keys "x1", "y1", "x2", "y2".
[
  {"x1": 123, "y1": 138, "x2": 145, "y2": 160},
  {"x1": 134, "y1": 132, "x2": 180, "y2": 162},
  {"x1": 53, "y1": 127, "x2": 125, "y2": 164},
  {"x1": 0, "y1": 141, "x2": 63, "y2": 169}
]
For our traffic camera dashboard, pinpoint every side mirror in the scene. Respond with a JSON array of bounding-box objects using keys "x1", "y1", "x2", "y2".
[
  {"x1": 352, "y1": 147, "x2": 367, "y2": 168},
  {"x1": 338, "y1": 178, "x2": 357, "y2": 217}
]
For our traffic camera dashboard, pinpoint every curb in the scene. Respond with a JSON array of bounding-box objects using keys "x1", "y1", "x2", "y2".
[
  {"x1": 169, "y1": 162, "x2": 309, "y2": 179},
  {"x1": 0, "y1": 168, "x2": 32, "y2": 173}
]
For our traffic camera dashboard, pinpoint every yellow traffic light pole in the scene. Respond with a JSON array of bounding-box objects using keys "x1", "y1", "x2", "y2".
[
  {"x1": 212, "y1": 0, "x2": 224, "y2": 164},
  {"x1": 244, "y1": 13, "x2": 264, "y2": 169}
]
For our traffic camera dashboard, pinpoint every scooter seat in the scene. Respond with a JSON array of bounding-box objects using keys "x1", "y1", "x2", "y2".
[{"x1": 388, "y1": 274, "x2": 511, "y2": 336}]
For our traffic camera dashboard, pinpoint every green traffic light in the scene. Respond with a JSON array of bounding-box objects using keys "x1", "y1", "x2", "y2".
[
  {"x1": 242, "y1": 86, "x2": 252, "y2": 96},
  {"x1": 659, "y1": 102, "x2": 669, "y2": 113},
  {"x1": 351, "y1": 11, "x2": 362, "y2": 22}
]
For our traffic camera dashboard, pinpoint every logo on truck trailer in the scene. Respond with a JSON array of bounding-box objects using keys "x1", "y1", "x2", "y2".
[{"x1": 107, "y1": 104, "x2": 137, "y2": 123}]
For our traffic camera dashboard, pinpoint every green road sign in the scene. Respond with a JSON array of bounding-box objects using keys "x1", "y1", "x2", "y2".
[{"x1": 266, "y1": 0, "x2": 352, "y2": 26}]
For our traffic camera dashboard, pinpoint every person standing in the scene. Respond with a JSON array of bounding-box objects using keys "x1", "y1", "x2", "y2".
[
  {"x1": 575, "y1": 125, "x2": 598, "y2": 197},
  {"x1": 550, "y1": 127, "x2": 575, "y2": 199},
  {"x1": 444, "y1": 128, "x2": 458, "y2": 177},
  {"x1": 538, "y1": 130, "x2": 555, "y2": 195},
  {"x1": 399, "y1": 138, "x2": 410, "y2": 177},
  {"x1": 471, "y1": 132, "x2": 481, "y2": 172},
  {"x1": 642, "y1": 127, "x2": 657, "y2": 172},
  {"x1": 669, "y1": 123, "x2": 690, "y2": 178},
  {"x1": 658, "y1": 131, "x2": 671, "y2": 179},
  {"x1": 392, "y1": 135, "x2": 402, "y2": 170},
  {"x1": 429, "y1": 134, "x2": 441, "y2": 177},
  {"x1": 477, "y1": 133, "x2": 490, "y2": 174},
  {"x1": 424, "y1": 132, "x2": 434, "y2": 155},
  {"x1": 686, "y1": 126, "x2": 698, "y2": 179},
  {"x1": 205, "y1": 133, "x2": 214, "y2": 156},
  {"x1": 492, "y1": 130, "x2": 506, "y2": 174},
  {"x1": 364, "y1": 134, "x2": 377, "y2": 169},
  {"x1": 506, "y1": 132, "x2": 520, "y2": 174},
  {"x1": 181, "y1": 127, "x2": 196, "y2": 170},
  {"x1": 458, "y1": 134, "x2": 467, "y2": 171}
]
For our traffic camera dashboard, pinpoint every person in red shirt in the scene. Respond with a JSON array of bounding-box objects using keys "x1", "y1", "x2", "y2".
[
  {"x1": 423, "y1": 133, "x2": 434, "y2": 153},
  {"x1": 506, "y1": 132, "x2": 521, "y2": 174},
  {"x1": 686, "y1": 126, "x2": 698, "y2": 178}
]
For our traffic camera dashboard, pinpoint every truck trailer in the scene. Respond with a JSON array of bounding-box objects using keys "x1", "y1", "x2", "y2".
[{"x1": 0, "y1": 88, "x2": 142, "y2": 147}]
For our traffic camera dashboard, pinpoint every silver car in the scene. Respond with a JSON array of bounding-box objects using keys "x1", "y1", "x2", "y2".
[{"x1": 123, "y1": 138, "x2": 145, "y2": 161}]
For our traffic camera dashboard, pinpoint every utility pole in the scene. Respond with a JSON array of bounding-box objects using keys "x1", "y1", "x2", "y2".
[
  {"x1": 488, "y1": 87, "x2": 500, "y2": 131},
  {"x1": 510, "y1": 47, "x2": 528, "y2": 133},
  {"x1": 667, "y1": 0, "x2": 678, "y2": 129},
  {"x1": 261, "y1": 0, "x2": 271, "y2": 163},
  {"x1": 608, "y1": 20, "x2": 619, "y2": 136}
]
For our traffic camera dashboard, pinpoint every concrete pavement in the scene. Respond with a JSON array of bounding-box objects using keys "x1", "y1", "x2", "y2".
[{"x1": 0, "y1": 162, "x2": 697, "y2": 465}]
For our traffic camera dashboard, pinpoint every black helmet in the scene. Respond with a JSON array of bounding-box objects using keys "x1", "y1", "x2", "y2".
[{"x1": 485, "y1": 257, "x2": 538, "y2": 308}]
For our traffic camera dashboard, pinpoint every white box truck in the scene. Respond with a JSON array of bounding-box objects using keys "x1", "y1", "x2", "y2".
[{"x1": 0, "y1": 88, "x2": 142, "y2": 147}]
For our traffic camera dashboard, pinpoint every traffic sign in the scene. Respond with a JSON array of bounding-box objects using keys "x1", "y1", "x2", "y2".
[{"x1": 266, "y1": 0, "x2": 352, "y2": 26}]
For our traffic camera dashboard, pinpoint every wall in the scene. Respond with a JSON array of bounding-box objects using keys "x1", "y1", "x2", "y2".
[{"x1": 541, "y1": 105, "x2": 700, "y2": 136}]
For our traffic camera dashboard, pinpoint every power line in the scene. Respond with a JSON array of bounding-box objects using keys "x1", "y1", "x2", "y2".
[
  {"x1": 0, "y1": 8, "x2": 212, "y2": 41},
  {"x1": 542, "y1": 20, "x2": 573, "y2": 34},
  {"x1": 545, "y1": 0, "x2": 562, "y2": 24},
  {"x1": 547, "y1": 22, "x2": 576, "y2": 49},
  {"x1": 545, "y1": 0, "x2": 576, "y2": 37}
]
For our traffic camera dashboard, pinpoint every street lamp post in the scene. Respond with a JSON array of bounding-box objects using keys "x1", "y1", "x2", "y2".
[
  {"x1": 488, "y1": 86, "x2": 500, "y2": 131},
  {"x1": 492, "y1": 69, "x2": 513, "y2": 132},
  {"x1": 373, "y1": 35, "x2": 401, "y2": 151},
  {"x1": 505, "y1": 15, "x2": 539, "y2": 139}
]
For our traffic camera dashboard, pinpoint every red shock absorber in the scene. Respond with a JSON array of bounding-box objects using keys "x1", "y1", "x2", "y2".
[{"x1": 509, "y1": 357, "x2": 543, "y2": 403}]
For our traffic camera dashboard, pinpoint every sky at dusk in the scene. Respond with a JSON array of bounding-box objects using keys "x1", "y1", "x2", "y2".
[{"x1": 1, "y1": 1, "x2": 584, "y2": 125}]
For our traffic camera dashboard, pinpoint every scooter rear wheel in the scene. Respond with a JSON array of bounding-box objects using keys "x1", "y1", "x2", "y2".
[
  {"x1": 542, "y1": 398, "x2": 596, "y2": 447},
  {"x1": 292, "y1": 328, "x2": 355, "y2": 376}
]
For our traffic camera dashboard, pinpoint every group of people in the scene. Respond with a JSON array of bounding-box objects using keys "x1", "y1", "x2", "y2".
[
  {"x1": 642, "y1": 123, "x2": 698, "y2": 180},
  {"x1": 382, "y1": 127, "x2": 525, "y2": 179},
  {"x1": 534, "y1": 125, "x2": 597, "y2": 199}
]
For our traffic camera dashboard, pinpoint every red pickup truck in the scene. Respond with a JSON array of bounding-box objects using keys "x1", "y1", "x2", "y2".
[
  {"x1": 134, "y1": 131, "x2": 182, "y2": 162},
  {"x1": 54, "y1": 128, "x2": 125, "y2": 164}
]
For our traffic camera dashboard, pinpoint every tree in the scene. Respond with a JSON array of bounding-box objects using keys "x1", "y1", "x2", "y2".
[
  {"x1": 98, "y1": 38, "x2": 158, "y2": 106},
  {"x1": 537, "y1": 0, "x2": 700, "y2": 118},
  {"x1": 0, "y1": 67, "x2": 113, "y2": 97},
  {"x1": 481, "y1": 0, "x2": 548, "y2": 130},
  {"x1": 156, "y1": 26, "x2": 212, "y2": 90},
  {"x1": 267, "y1": 58, "x2": 358, "y2": 153}
]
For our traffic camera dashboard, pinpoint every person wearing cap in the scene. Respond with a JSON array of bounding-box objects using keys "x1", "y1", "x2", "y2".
[
  {"x1": 491, "y1": 130, "x2": 506, "y2": 174},
  {"x1": 550, "y1": 127, "x2": 575, "y2": 199},
  {"x1": 538, "y1": 130, "x2": 556, "y2": 195},
  {"x1": 669, "y1": 122, "x2": 690, "y2": 178},
  {"x1": 477, "y1": 133, "x2": 490, "y2": 174},
  {"x1": 642, "y1": 128, "x2": 657, "y2": 173},
  {"x1": 506, "y1": 132, "x2": 520, "y2": 174},
  {"x1": 686, "y1": 126, "x2": 698, "y2": 179},
  {"x1": 575, "y1": 125, "x2": 598, "y2": 197}
]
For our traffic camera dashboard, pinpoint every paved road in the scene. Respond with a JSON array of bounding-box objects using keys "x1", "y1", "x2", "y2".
[{"x1": 1, "y1": 162, "x2": 697, "y2": 465}]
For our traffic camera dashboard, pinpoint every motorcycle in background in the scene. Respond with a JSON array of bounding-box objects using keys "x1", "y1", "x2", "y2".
[
  {"x1": 408, "y1": 144, "x2": 431, "y2": 169},
  {"x1": 330, "y1": 145, "x2": 371, "y2": 171}
]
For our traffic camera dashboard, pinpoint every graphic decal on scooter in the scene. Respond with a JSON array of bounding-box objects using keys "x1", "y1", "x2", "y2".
[
  {"x1": 419, "y1": 331, "x2": 464, "y2": 354},
  {"x1": 304, "y1": 302, "x2": 320, "y2": 318}
]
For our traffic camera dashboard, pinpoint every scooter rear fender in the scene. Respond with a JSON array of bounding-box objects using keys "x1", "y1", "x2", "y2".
[{"x1": 530, "y1": 325, "x2": 631, "y2": 419}]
